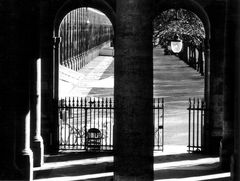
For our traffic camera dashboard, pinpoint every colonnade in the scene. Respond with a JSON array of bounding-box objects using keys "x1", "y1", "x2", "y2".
[{"x1": 0, "y1": 0, "x2": 240, "y2": 180}]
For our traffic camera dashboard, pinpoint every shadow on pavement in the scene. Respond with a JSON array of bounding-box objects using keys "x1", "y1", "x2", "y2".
[{"x1": 33, "y1": 151, "x2": 230, "y2": 181}]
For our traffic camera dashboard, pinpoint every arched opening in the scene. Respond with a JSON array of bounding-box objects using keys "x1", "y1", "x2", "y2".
[
  {"x1": 55, "y1": 6, "x2": 114, "y2": 151},
  {"x1": 58, "y1": 7, "x2": 114, "y2": 97},
  {"x1": 153, "y1": 4, "x2": 210, "y2": 153}
]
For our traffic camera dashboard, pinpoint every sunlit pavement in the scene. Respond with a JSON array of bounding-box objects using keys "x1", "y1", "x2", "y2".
[
  {"x1": 59, "y1": 56, "x2": 114, "y2": 98},
  {"x1": 33, "y1": 145, "x2": 230, "y2": 180}
]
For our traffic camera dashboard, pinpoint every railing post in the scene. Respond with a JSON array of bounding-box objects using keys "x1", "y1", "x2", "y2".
[
  {"x1": 84, "y1": 98, "x2": 88, "y2": 150},
  {"x1": 198, "y1": 43, "x2": 204, "y2": 75},
  {"x1": 196, "y1": 99, "x2": 200, "y2": 151},
  {"x1": 188, "y1": 98, "x2": 191, "y2": 152}
]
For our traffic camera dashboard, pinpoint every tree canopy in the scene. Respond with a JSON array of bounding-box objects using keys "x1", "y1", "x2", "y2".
[{"x1": 153, "y1": 9, "x2": 205, "y2": 48}]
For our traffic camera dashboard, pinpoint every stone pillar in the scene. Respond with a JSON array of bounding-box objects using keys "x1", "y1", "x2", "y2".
[
  {"x1": 40, "y1": 1, "x2": 58, "y2": 154},
  {"x1": 233, "y1": 10, "x2": 240, "y2": 179},
  {"x1": 190, "y1": 46, "x2": 194, "y2": 67},
  {"x1": 193, "y1": 47, "x2": 196, "y2": 69},
  {"x1": 16, "y1": 112, "x2": 34, "y2": 181},
  {"x1": 31, "y1": 58, "x2": 44, "y2": 167},
  {"x1": 198, "y1": 44, "x2": 204, "y2": 75},
  {"x1": 0, "y1": 1, "x2": 39, "y2": 180},
  {"x1": 205, "y1": 2, "x2": 227, "y2": 154},
  {"x1": 203, "y1": 39, "x2": 211, "y2": 153},
  {"x1": 14, "y1": 0, "x2": 40, "y2": 179},
  {"x1": 114, "y1": 0, "x2": 154, "y2": 180},
  {"x1": 52, "y1": 36, "x2": 61, "y2": 153},
  {"x1": 233, "y1": 0, "x2": 240, "y2": 177},
  {"x1": 0, "y1": 4, "x2": 22, "y2": 174},
  {"x1": 187, "y1": 46, "x2": 190, "y2": 63},
  {"x1": 220, "y1": 0, "x2": 235, "y2": 169},
  {"x1": 224, "y1": 0, "x2": 240, "y2": 177}
]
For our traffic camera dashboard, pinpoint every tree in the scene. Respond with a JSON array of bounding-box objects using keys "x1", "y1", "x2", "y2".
[{"x1": 153, "y1": 9, "x2": 205, "y2": 48}]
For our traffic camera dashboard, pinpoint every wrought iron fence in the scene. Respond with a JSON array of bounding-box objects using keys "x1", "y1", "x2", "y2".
[
  {"x1": 59, "y1": 97, "x2": 114, "y2": 151},
  {"x1": 58, "y1": 97, "x2": 164, "y2": 151},
  {"x1": 187, "y1": 98, "x2": 205, "y2": 152},
  {"x1": 59, "y1": 8, "x2": 113, "y2": 71},
  {"x1": 153, "y1": 98, "x2": 164, "y2": 151}
]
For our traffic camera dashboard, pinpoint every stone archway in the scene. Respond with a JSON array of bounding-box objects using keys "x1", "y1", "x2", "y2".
[
  {"x1": 53, "y1": 0, "x2": 116, "y2": 105},
  {"x1": 154, "y1": 0, "x2": 212, "y2": 153},
  {"x1": 51, "y1": 0, "x2": 116, "y2": 152}
]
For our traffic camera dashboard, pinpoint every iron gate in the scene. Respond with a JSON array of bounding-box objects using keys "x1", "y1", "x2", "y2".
[
  {"x1": 187, "y1": 98, "x2": 205, "y2": 152},
  {"x1": 58, "y1": 97, "x2": 164, "y2": 151}
]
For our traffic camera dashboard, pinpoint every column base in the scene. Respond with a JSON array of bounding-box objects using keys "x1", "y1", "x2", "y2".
[
  {"x1": 32, "y1": 137, "x2": 44, "y2": 167},
  {"x1": 0, "y1": 164, "x2": 23, "y2": 180},
  {"x1": 230, "y1": 155, "x2": 234, "y2": 180},
  {"x1": 203, "y1": 136, "x2": 222, "y2": 155},
  {"x1": 114, "y1": 174, "x2": 153, "y2": 181},
  {"x1": 16, "y1": 149, "x2": 33, "y2": 181},
  {"x1": 220, "y1": 138, "x2": 233, "y2": 171}
]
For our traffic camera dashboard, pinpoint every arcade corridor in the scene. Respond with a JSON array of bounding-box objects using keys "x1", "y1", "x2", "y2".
[{"x1": 0, "y1": 0, "x2": 240, "y2": 180}]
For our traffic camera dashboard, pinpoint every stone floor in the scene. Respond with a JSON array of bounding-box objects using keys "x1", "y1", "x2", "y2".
[{"x1": 34, "y1": 146, "x2": 230, "y2": 180}]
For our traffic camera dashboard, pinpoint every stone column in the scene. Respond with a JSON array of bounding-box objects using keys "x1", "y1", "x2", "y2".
[
  {"x1": 198, "y1": 44, "x2": 204, "y2": 75},
  {"x1": 14, "y1": 0, "x2": 40, "y2": 179},
  {"x1": 233, "y1": 0, "x2": 240, "y2": 177},
  {"x1": 202, "y1": 39, "x2": 211, "y2": 153},
  {"x1": 16, "y1": 112, "x2": 34, "y2": 181},
  {"x1": 205, "y1": 2, "x2": 227, "y2": 154},
  {"x1": 0, "y1": 4, "x2": 20, "y2": 176},
  {"x1": 0, "y1": 1, "x2": 38, "y2": 180},
  {"x1": 220, "y1": 0, "x2": 235, "y2": 169},
  {"x1": 52, "y1": 36, "x2": 61, "y2": 153},
  {"x1": 31, "y1": 58, "x2": 44, "y2": 167},
  {"x1": 187, "y1": 46, "x2": 190, "y2": 63},
  {"x1": 114, "y1": 0, "x2": 154, "y2": 180},
  {"x1": 40, "y1": 1, "x2": 58, "y2": 154},
  {"x1": 190, "y1": 46, "x2": 194, "y2": 67},
  {"x1": 233, "y1": 7, "x2": 240, "y2": 178},
  {"x1": 193, "y1": 47, "x2": 196, "y2": 69},
  {"x1": 223, "y1": 0, "x2": 240, "y2": 175}
]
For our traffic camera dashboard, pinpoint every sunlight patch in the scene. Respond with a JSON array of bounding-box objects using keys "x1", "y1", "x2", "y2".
[
  {"x1": 155, "y1": 172, "x2": 230, "y2": 181},
  {"x1": 34, "y1": 172, "x2": 113, "y2": 181},
  {"x1": 154, "y1": 157, "x2": 219, "y2": 171},
  {"x1": 33, "y1": 156, "x2": 113, "y2": 171}
]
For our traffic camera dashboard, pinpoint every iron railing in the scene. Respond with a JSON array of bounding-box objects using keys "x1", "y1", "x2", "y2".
[
  {"x1": 187, "y1": 98, "x2": 205, "y2": 152},
  {"x1": 58, "y1": 97, "x2": 164, "y2": 151},
  {"x1": 59, "y1": 97, "x2": 114, "y2": 151},
  {"x1": 59, "y1": 8, "x2": 113, "y2": 71},
  {"x1": 153, "y1": 98, "x2": 164, "y2": 151}
]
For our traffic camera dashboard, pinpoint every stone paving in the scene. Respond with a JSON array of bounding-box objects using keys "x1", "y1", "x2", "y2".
[
  {"x1": 33, "y1": 146, "x2": 230, "y2": 180},
  {"x1": 59, "y1": 56, "x2": 113, "y2": 98}
]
